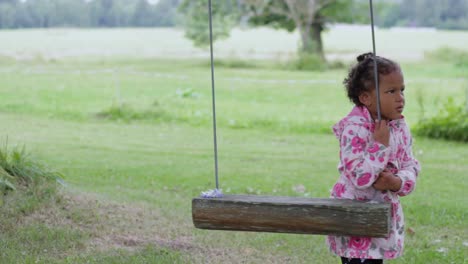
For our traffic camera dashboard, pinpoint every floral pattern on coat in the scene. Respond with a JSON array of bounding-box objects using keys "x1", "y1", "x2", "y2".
[{"x1": 327, "y1": 106, "x2": 421, "y2": 259}]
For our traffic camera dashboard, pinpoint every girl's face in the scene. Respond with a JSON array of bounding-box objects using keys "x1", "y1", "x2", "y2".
[{"x1": 360, "y1": 70, "x2": 405, "y2": 121}]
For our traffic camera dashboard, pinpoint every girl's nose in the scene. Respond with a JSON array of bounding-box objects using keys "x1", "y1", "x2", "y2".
[{"x1": 397, "y1": 91, "x2": 404, "y2": 101}]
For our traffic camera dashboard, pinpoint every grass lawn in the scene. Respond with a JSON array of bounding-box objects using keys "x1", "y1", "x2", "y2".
[{"x1": 0, "y1": 27, "x2": 467, "y2": 263}]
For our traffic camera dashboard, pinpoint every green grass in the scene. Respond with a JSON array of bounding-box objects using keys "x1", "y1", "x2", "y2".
[
  {"x1": 0, "y1": 27, "x2": 467, "y2": 263},
  {"x1": 0, "y1": 58, "x2": 465, "y2": 133}
]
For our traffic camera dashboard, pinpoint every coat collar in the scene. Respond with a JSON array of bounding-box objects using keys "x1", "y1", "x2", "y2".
[{"x1": 333, "y1": 106, "x2": 403, "y2": 139}]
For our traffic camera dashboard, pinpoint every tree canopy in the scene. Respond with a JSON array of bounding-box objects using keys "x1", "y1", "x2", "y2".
[{"x1": 179, "y1": 0, "x2": 359, "y2": 60}]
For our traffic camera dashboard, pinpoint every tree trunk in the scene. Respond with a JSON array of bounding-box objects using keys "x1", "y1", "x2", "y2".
[
  {"x1": 299, "y1": 21, "x2": 325, "y2": 61},
  {"x1": 311, "y1": 21, "x2": 324, "y2": 60}
]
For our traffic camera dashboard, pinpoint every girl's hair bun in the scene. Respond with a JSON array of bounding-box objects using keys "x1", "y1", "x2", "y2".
[
  {"x1": 345, "y1": 53, "x2": 399, "y2": 106},
  {"x1": 357, "y1": 52, "x2": 374, "y2": 62}
]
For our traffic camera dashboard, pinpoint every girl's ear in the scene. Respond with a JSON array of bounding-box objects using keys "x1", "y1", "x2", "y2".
[{"x1": 359, "y1": 92, "x2": 372, "y2": 107}]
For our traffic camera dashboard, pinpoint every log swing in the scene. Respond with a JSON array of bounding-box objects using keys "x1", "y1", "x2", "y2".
[{"x1": 192, "y1": 0, "x2": 391, "y2": 238}]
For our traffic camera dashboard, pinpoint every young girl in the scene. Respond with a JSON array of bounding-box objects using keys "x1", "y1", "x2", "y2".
[{"x1": 327, "y1": 53, "x2": 421, "y2": 264}]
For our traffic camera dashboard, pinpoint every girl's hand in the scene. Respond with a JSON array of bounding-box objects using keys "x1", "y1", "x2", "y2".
[
  {"x1": 373, "y1": 120, "x2": 390, "y2": 146},
  {"x1": 373, "y1": 169, "x2": 402, "y2": 191}
]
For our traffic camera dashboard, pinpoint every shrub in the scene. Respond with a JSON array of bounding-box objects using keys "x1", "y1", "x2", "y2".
[
  {"x1": 287, "y1": 52, "x2": 327, "y2": 71},
  {"x1": 0, "y1": 144, "x2": 63, "y2": 216},
  {"x1": 413, "y1": 98, "x2": 468, "y2": 142},
  {"x1": 214, "y1": 59, "x2": 258, "y2": 69},
  {"x1": 198, "y1": 58, "x2": 260, "y2": 69},
  {"x1": 96, "y1": 104, "x2": 140, "y2": 121},
  {"x1": 96, "y1": 104, "x2": 168, "y2": 122},
  {"x1": 327, "y1": 59, "x2": 347, "y2": 70},
  {"x1": 0, "y1": 145, "x2": 63, "y2": 193}
]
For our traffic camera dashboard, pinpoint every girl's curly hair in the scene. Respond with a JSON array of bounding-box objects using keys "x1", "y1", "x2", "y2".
[{"x1": 344, "y1": 52, "x2": 400, "y2": 106}]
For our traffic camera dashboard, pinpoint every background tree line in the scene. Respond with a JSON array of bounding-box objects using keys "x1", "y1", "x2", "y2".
[
  {"x1": 0, "y1": 0, "x2": 467, "y2": 30},
  {"x1": 0, "y1": 0, "x2": 181, "y2": 28},
  {"x1": 379, "y1": 0, "x2": 468, "y2": 30}
]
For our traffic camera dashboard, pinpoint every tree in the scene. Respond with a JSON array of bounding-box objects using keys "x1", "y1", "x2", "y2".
[
  {"x1": 154, "y1": 0, "x2": 181, "y2": 27},
  {"x1": 90, "y1": 0, "x2": 118, "y2": 27},
  {"x1": 245, "y1": 0, "x2": 354, "y2": 60},
  {"x1": 179, "y1": 0, "x2": 357, "y2": 60},
  {"x1": 0, "y1": 1, "x2": 16, "y2": 28},
  {"x1": 179, "y1": 0, "x2": 238, "y2": 48},
  {"x1": 131, "y1": 0, "x2": 153, "y2": 27}
]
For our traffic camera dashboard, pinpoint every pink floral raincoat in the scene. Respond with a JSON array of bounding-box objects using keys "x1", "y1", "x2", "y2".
[{"x1": 327, "y1": 106, "x2": 421, "y2": 259}]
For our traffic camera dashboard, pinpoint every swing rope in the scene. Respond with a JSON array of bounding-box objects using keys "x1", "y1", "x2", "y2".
[
  {"x1": 202, "y1": 0, "x2": 222, "y2": 198},
  {"x1": 369, "y1": 0, "x2": 381, "y2": 121}
]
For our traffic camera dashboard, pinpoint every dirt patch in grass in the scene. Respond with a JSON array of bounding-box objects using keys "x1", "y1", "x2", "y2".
[
  {"x1": 21, "y1": 191, "x2": 185, "y2": 250},
  {"x1": 18, "y1": 190, "x2": 295, "y2": 263}
]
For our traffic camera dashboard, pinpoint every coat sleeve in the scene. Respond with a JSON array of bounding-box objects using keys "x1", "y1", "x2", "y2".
[
  {"x1": 340, "y1": 123, "x2": 391, "y2": 189},
  {"x1": 394, "y1": 125, "x2": 421, "y2": 196}
]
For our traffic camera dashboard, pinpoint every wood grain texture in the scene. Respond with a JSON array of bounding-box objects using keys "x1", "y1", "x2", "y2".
[{"x1": 192, "y1": 195, "x2": 391, "y2": 237}]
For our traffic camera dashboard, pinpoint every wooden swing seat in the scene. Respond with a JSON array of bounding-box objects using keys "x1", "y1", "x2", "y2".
[{"x1": 192, "y1": 195, "x2": 391, "y2": 237}]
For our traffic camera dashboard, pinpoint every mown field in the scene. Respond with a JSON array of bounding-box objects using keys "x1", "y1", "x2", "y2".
[{"x1": 0, "y1": 27, "x2": 467, "y2": 263}]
